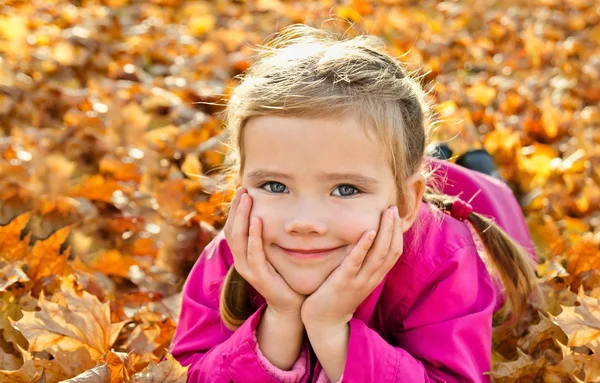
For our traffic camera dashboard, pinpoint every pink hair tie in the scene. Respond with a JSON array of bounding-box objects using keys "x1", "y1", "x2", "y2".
[{"x1": 451, "y1": 199, "x2": 473, "y2": 221}]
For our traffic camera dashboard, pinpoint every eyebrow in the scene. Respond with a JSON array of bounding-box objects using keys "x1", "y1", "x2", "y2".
[{"x1": 246, "y1": 170, "x2": 380, "y2": 186}]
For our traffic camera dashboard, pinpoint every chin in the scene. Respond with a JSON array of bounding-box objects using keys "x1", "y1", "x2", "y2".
[
  {"x1": 284, "y1": 274, "x2": 327, "y2": 296},
  {"x1": 289, "y1": 282, "x2": 320, "y2": 296}
]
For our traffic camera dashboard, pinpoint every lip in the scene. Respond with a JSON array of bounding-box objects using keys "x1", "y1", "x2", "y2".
[{"x1": 278, "y1": 245, "x2": 343, "y2": 259}]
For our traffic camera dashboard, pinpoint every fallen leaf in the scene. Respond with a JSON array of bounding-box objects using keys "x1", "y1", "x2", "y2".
[
  {"x1": 13, "y1": 285, "x2": 127, "y2": 360},
  {"x1": 554, "y1": 288, "x2": 600, "y2": 355},
  {"x1": 131, "y1": 353, "x2": 188, "y2": 383}
]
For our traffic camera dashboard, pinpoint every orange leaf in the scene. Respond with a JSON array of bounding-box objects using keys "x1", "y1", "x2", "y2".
[
  {"x1": 131, "y1": 352, "x2": 188, "y2": 383},
  {"x1": 87, "y1": 250, "x2": 139, "y2": 278},
  {"x1": 0, "y1": 212, "x2": 32, "y2": 262},
  {"x1": 26, "y1": 226, "x2": 73, "y2": 281}
]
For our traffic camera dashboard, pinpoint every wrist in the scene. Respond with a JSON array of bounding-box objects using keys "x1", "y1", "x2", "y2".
[
  {"x1": 266, "y1": 306, "x2": 304, "y2": 328},
  {"x1": 304, "y1": 319, "x2": 348, "y2": 335}
]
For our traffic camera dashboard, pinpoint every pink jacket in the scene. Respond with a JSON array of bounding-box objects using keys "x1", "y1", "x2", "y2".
[{"x1": 170, "y1": 159, "x2": 536, "y2": 382}]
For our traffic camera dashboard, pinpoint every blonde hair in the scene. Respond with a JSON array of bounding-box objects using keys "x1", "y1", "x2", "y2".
[{"x1": 216, "y1": 24, "x2": 538, "y2": 332}]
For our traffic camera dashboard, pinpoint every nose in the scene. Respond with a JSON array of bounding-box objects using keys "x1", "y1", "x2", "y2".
[{"x1": 284, "y1": 203, "x2": 328, "y2": 236}]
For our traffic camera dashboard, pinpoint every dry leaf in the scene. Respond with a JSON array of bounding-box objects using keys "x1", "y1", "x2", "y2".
[
  {"x1": 13, "y1": 285, "x2": 127, "y2": 360},
  {"x1": 131, "y1": 353, "x2": 188, "y2": 383},
  {"x1": 553, "y1": 288, "x2": 600, "y2": 354}
]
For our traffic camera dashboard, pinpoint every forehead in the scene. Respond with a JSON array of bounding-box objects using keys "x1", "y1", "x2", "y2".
[{"x1": 242, "y1": 115, "x2": 391, "y2": 175}]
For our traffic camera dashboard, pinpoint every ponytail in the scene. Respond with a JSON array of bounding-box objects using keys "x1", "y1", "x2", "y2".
[
  {"x1": 219, "y1": 266, "x2": 254, "y2": 331},
  {"x1": 426, "y1": 193, "x2": 539, "y2": 330}
]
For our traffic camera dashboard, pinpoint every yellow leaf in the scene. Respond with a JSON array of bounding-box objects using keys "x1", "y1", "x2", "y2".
[
  {"x1": 13, "y1": 285, "x2": 127, "y2": 360},
  {"x1": 0, "y1": 292, "x2": 36, "y2": 349},
  {"x1": 189, "y1": 15, "x2": 215, "y2": 37},
  {"x1": 0, "y1": 16, "x2": 28, "y2": 41},
  {"x1": 0, "y1": 347, "x2": 67, "y2": 383},
  {"x1": 466, "y1": 83, "x2": 497, "y2": 107}
]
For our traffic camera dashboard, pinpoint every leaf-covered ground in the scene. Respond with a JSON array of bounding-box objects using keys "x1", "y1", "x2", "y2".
[{"x1": 0, "y1": 0, "x2": 599, "y2": 381}]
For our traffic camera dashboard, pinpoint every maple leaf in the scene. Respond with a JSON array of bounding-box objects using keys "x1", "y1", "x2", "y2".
[
  {"x1": 541, "y1": 340, "x2": 585, "y2": 383},
  {"x1": 131, "y1": 353, "x2": 188, "y2": 383},
  {"x1": 553, "y1": 288, "x2": 600, "y2": 355},
  {"x1": 12, "y1": 284, "x2": 127, "y2": 361},
  {"x1": 0, "y1": 292, "x2": 37, "y2": 349},
  {"x1": 0, "y1": 211, "x2": 31, "y2": 262},
  {"x1": 25, "y1": 226, "x2": 73, "y2": 282},
  {"x1": 486, "y1": 349, "x2": 545, "y2": 383},
  {"x1": 518, "y1": 313, "x2": 567, "y2": 356},
  {"x1": 0, "y1": 346, "x2": 67, "y2": 383},
  {"x1": 61, "y1": 350, "x2": 131, "y2": 383}
]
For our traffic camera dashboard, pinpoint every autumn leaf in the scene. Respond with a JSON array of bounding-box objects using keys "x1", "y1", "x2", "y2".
[
  {"x1": 61, "y1": 351, "x2": 131, "y2": 383},
  {"x1": 0, "y1": 293, "x2": 34, "y2": 351},
  {"x1": 0, "y1": 347, "x2": 21, "y2": 371},
  {"x1": 486, "y1": 349, "x2": 545, "y2": 382},
  {"x1": 553, "y1": 288, "x2": 600, "y2": 355},
  {"x1": 86, "y1": 250, "x2": 140, "y2": 279},
  {"x1": 0, "y1": 212, "x2": 32, "y2": 262},
  {"x1": 25, "y1": 226, "x2": 73, "y2": 282},
  {"x1": 12, "y1": 284, "x2": 127, "y2": 360},
  {"x1": 131, "y1": 353, "x2": 188, "y2": 383},
  {"x1": 0, "y1": 347, "x2": 68, "y2": 383},
  {"x1": 0, "y1": 261, "x2": 30, "y2": 292}
]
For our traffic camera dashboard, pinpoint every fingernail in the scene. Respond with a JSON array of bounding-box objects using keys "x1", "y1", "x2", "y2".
[{"x1": 392, "y1": 206, "x2": 399, "y2": 217}]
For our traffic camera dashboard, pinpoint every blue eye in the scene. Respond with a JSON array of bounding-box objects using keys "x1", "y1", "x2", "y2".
[
  {"x1": 333, "y1": 184, "x2": 360, "y2": 197},
  {"x1": 261, "y1": 181, "x2": 288, "y2": 193},
  {"x1": 259, "y1": 182, "x2": 361, "y2": 197}
]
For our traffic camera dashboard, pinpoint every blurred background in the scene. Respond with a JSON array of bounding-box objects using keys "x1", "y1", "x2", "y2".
[{"x1": 0, "y1": 0, "x2": 599, "y2": 381}]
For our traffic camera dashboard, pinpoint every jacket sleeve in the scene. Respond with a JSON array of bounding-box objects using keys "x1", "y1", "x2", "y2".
[
  {"x1": 170, "y1": 232, "x2": 310, "y2": 383},
  {"x1": 340, "y1": 244, "x2": 496, "y2": 382}
]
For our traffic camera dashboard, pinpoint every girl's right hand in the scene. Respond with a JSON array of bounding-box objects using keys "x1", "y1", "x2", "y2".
[{"x1": 223, "y1": 187, "x2": 306, "y2": 318}]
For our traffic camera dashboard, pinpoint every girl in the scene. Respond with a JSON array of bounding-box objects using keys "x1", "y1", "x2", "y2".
[{"x1": 170, "y1": 25, "x2": 539, "y2": 383}]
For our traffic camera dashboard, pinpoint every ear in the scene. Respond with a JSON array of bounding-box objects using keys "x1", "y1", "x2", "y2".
[{"x1": 400, "y1": 173, "x2": 426, "y2": 233}]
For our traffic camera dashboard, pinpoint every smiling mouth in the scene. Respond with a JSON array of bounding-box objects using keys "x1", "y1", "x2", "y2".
[{"x1": 278, "y1": 245, "x2": 343, "y2": 259}]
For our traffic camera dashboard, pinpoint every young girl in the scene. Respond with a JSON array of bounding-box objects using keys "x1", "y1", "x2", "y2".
[{"x1": 170, "y1": 25, "x2": 539, "y2": 383}]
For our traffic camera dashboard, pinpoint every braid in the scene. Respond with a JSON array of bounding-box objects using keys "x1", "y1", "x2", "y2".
[{"x1": 424, "y1": 192, "x2": 539, "y2": 330}]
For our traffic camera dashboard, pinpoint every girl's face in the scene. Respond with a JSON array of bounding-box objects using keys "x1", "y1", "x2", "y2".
[{"x1": 241, "y1": 115, "x2": 403, "y2": 296}]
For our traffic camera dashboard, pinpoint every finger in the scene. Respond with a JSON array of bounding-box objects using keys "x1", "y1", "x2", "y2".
[
  {"x1": 357, "y1": 207, "x2": 396, "y2": 280},
  {"x1": 247, "y1": 216, "x2": 267, "y2": 275},
  {"x1": 223, "y1": 187, "x2": 246, "y2": 237},
  {"x1": 339, "y1": 230, "x2": 376, "y2": 278},
  {"x1": 368, "y1": 210, "x2": 404, "y2": 285},
  {"x1": 381, "y1": 211, "x2": 403, "y2": 272},
  {"x1": 230, "y1": 192, "x2": 252, "y2": 269}
]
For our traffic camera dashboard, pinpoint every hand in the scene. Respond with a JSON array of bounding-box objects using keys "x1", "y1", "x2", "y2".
[
  {"x1": 301, "y1": 206, "x2": 403, "y2": 330},
  {"x1": 224, "y1": 188, "x2": 306, "y2": 318}
]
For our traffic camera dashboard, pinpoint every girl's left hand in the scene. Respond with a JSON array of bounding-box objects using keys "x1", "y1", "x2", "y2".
[{"x1": 301, "y1": 206, "x2": 403, "y2": 330}]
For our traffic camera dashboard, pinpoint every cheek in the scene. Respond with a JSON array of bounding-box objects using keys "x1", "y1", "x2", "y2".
[
  {"x1": 336, "y1": 209, "x2": 381, "y2": 241},
  {"x1": 247, "y1": 195, "x2": 280, "y2": 235}
]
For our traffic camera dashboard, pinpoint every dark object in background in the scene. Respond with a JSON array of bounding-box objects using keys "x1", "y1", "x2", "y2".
[
  {"x1": 427, "y1": 142, "x2": 453, "y2": 160},
  {"x1": 427, "y1": 143, "x2": 504, "y2": 183}
]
